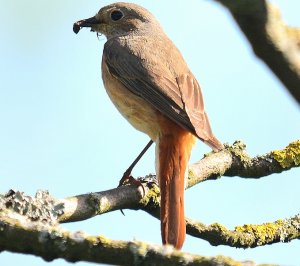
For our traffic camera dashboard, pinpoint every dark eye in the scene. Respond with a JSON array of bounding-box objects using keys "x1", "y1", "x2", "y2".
[{"x1": 110, "y1": 10, "x2": 124, "y2": 21}]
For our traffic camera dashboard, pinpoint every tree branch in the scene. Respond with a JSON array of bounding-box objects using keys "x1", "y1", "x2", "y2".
[
  {"x1": 0, "y1": 210, "x2": 259, "y2": 266},
  {"x1": 56, "y1": 140, "x2": 299, "y2": 223},
  {"x1": 186, "y1": 214, "x2": 300, "y2": 248},
  {"x1": 0, "y1": 140, "x2": 299, "y2": 253},
  {"x1": 189, "y1": 140, "x2": 300, "y2": 186},
  {"x1": 213, "y1": 0, "x2": 300, "y2": 104},
  {"x1": 58, "y1": 185, "x2": 144, "y2": 223}
]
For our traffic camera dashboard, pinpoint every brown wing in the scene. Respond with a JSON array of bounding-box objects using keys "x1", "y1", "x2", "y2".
[
  {"x1": 176, "y1": 74, "x2": 223, "y2": 150},
  {"x1": 103, "y1": 39, "x2": 223, "y2": 151}
]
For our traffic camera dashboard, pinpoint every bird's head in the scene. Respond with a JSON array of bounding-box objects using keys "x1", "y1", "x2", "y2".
[{"x1": 73, "y1": 2, "x2": 159, "y2": 39}]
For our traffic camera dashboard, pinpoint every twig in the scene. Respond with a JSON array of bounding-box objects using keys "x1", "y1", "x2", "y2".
[{"x1": 186, "y1": 214, "x2": 300, "y2": 248}]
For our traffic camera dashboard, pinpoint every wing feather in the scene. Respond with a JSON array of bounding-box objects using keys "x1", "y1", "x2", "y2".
[{"x1": 103, "y1": 39, "x2": 223, "y2": 150}]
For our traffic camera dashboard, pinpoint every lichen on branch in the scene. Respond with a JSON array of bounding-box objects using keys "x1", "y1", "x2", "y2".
[
  {"x1": 271, "y1": 140, "x2": 300, "y2": 168},
  {"x1": 186, "y1": 214, "x2": 300, "y2": 248},
  {"x1": 0, "y1": 140, "x2": 299, "y2": 264},
  {"x1": 0, "y1": 210, "x2": 251, "y2": 266}
]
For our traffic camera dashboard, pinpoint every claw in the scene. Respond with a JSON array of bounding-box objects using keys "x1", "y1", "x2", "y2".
[
  {"x1": 118, "y1": 173, "x2": 145, "y2": 216},
  {"x1": 118, "y1": 173, "x2": 146, "y2": 197}
]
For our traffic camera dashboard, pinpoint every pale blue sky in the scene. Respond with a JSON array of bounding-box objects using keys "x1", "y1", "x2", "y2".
[{"x1": 0, "y1": 1, "x2": 299, "y2": 265}]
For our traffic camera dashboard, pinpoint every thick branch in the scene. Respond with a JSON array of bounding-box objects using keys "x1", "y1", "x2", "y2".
[
  {"x1": 214, "y1": 0, "x2": 300, "y2": 104},
  {"x1": 58, "y1": 185, "x2": 144, "y2": 223},
  {"x1": 0, "y1": 190, "x2": 299, "y2": 254},
  {"x1": 0, "y1": 211, "x2": 253, "y2": 266},
  {"x1": 0, "y1": 140, "x2": 299, "y2": 253},
  {"x1": 58, "y1": 139, "x2": 300, "y2": 223}
]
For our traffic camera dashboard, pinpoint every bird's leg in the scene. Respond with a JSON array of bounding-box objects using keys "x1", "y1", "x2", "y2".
[
  {"x1": 118, "y1": 140, "x2": 153, "y2": 191},
  {"x1": 118, "y1": 140, "x2": 153, "y2": 216}
]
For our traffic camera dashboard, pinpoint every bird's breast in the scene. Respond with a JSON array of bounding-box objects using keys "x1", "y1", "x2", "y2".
[{"x1": 101, "y1": 57, "x2": 160, "y2": 141}]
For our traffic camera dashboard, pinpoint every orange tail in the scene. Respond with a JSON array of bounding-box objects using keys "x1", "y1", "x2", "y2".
[{"x1": 156, "y1": 119, "x2": 195, "y2": 249}]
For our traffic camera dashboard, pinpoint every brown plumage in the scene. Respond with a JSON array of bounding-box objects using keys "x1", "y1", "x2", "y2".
[{"x1": 74, "y1": 2, "x2": 223, "y2": 249}]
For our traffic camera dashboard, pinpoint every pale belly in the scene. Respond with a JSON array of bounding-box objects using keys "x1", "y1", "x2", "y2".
[{"x1": 102, "y1": 65, "x2": 160, "y2": 141}]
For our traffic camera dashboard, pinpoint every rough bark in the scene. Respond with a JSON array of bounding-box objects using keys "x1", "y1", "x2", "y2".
[
  {"x1": 214, "y1": 0, "x2": 300, "y2": 104},
  {"x1": 0, "y1": 210, "x2": 263, "y2": 266},
  {"x1": 0, "y1": 140, "x2": 299, "y2": 262}
]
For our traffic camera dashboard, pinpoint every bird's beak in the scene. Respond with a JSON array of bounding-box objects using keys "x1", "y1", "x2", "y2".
[{"x1": 73, "y1": 16, "x2": 100, "y2": 34}]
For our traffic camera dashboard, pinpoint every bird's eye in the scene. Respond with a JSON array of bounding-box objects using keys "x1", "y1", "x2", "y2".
[{"x1": 110, "y1": 10, "x2": 124, "y2": 21}]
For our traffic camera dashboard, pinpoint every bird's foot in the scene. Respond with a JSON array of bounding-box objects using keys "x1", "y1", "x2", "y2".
[
  {"x1": 118, "y1": 170, "x2": 145, "y2": 196},
  {"x1": 118, "y1": 171, "x2": 146, "y2": 216}
]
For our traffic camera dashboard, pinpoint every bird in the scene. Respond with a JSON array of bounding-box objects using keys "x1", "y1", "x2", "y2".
[{"x1": 73, "y1": 2, "x2": 223, "y2": 249}]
